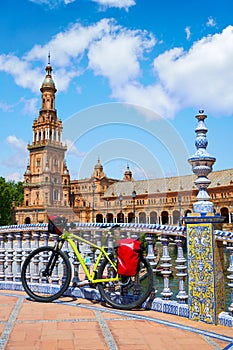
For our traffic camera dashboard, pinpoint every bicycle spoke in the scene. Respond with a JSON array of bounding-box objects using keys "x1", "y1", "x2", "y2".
[
  {"x1": 21, "y1": 246, "x2": 72, "y2": 302},
  {"x1": 97, "y1": 257, "x2": 153, "y2": 310}
]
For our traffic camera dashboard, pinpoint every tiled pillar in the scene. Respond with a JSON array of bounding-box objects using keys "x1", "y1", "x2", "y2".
[
  {"x1": 185, "y1": 110, "x2": 225, "y2": 324},
  {"x1": 185, "y1": 215, "x2": 225, "y2": 325}
]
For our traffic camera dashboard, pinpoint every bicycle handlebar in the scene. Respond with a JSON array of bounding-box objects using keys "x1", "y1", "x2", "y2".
[{"x1": 48, "y1": 215, "x2": 121, "y2": 235}]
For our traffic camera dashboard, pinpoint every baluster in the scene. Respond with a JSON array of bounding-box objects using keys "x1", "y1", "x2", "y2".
[
  {"x1": 131, "y1": 230, "x2": 139, "y2": 240},
  {"x1": 72, "y1": 233, "x2": 80, "y2": 285},
  {"x1": 40, "y1": 243, "x2": 50, "y2": 284},
  {"x1": 227, "y1": 242, "x2": 233, "y2": 316},
  {"x1": 83, "y1": 231, "x2": 92, "y2": 272},
  {"x1": 42, "y1": 231, "x2": 49, "y2": 246},
  {"x1": 145, "y1": 233, "x2": 157, "y2": 271},
  {"x1": 107, "y1": 230, "x2": 114, "y2": 255},
  {"x1": 61, "y1": 240, "x2": 69, "y2": 284},
  {"x1": 30, "y1": 231, "x2": 41, "y2": 283},
  {"x1": 24, "y1": 231, "x2": 32, "y2": 258},
  {"x1": 52, "y1": 233, "x2": 59, "y2": 246},
  {"x1": 95, "y1": 231, "x2": 102, "y2": 261},
  {"x1": 175, "y1": 235, "x2": 188, "y2": 303},
  {"x1": 15, "y1": 232, "x2": 23, "y2": 282},
  {"x1": 49, "y1": 234, "x2": 60, "y2": 285},
  {"x1": 119, "y1": 230, "x2": 127, "y2": 240},
  {"x1": 160, "y1": 234, "x2": 173, "y2": 300},
  {"x1": 90, "y1": 230, "x2": 96, "y2": 263},
  {"x1": 6, "y1": 232, "x2": 14, "y2": 281},
  {"x1": 0, "y1": 234, "x2": 5, "y2": 281},
  {"x1": 33, "y1": 231, "x2": 40, "y2": 248},
  {"x1": 24, "y1": 231, "x2": 32, "y2": 281}
]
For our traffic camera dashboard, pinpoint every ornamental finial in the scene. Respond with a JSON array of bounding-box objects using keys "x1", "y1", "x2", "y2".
[{"x1": 188, "y1": 111, "x2": 216, "y2": 213}]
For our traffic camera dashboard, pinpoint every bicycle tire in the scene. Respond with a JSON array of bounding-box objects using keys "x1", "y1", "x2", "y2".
[
  {"x1": 21, "y1": 246, "x2": 72, "y2": 302},
  {"x1": 97, "y1": 256, "x2": 153, "y2": 310}
]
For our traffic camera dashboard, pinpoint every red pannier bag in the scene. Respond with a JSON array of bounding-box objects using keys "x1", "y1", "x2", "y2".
[{"x1": 117, "y1": 238, "x2": 142, "y2": 276}]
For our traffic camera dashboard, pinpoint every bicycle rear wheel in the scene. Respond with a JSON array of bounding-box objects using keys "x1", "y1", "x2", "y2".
[
  {"x1": 21, "y1": 246, "x2": 72, "y2": 302},
  {"x1": 97, "y1": 256, "x2": 153, "y2": 310}
]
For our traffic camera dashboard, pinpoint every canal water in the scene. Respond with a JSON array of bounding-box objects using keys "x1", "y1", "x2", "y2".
[{"x1": 154, "y1": 242, "x2": 231, "y2": 310}]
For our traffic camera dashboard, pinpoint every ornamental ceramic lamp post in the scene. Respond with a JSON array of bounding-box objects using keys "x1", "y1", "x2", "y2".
[{"x1": 188, "y1": 110, "x2": 216, "y2": 213}]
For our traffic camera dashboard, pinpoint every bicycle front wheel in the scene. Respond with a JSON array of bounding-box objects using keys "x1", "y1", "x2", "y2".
[
  {"x1": 97, "y1": 256, "x2": 153, "y2": 310},
  {"x1": 21, "y1": 246, "x2": 72, "y2": 302}
]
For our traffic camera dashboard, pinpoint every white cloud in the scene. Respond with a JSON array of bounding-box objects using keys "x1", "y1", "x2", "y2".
[
  {"x1": 30, "y1": 0, "x2": 135, "y2": 9},
  {"x1": 3, "y1": 18, "x2": 155, "y2": 94},
  {"x1": 185, "y1": 26, "x2": 191, "y2": 40},
  {"x1": 152, "y1": 25, "x2": 233, "y2": 116},
  {"x1": 65, "y1": 139, "x2": 86, "y2": 157},
  {"x1": 6, "y1": 135, "x2": 27, "y2": 152},
  {"x1": 0, "y1": 19, "x2": 112, "y2": 93},
  {"x1": 25, "y1": 19, "x2": 112, "y2": 66},
  {"x1": 20, "y1": 97, "x2": 38, "y2": 116},
  {"x1": 3, "y1": 136, "x2": 28, "y2": 170},
  {"x1": 91, "y1": 0, "x2": 135, "y2": 10},
  {"x1": 206, "y1": 16, "x2": 216, "y2": 27},
  {"x1": 0, "y1": 101, "x2": 14, "y2": 112},
  {"x1": 88, "y1": 29, "x2": 155, "y2": 88},
  {"x1": 0, "y1": 54, "x2": 42, "y2": 93},
  {"x1": 2, "y1": 17, "x2": 233, "y2": 120},
  {"x1": 5, "y1": 172, "x2": 23, "y2": 182},
  {"x1": 24, "y1": 19, "x2": 115, "y2": 91},
  {"x1": 29, "y1": 0, "x2": 74, "y2": 8},
  {"x1": 113, "y1": 82, "x2": 179, "y2": 118}
]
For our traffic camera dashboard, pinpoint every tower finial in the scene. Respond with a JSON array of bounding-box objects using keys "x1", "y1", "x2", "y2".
[{"x1": 48, "y1": 51, "x2": 51, "y2": 65}]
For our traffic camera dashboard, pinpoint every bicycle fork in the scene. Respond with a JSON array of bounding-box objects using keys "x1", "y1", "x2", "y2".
[{"x1": 42, "y1": 240, "x2": 64, "y2": 277}]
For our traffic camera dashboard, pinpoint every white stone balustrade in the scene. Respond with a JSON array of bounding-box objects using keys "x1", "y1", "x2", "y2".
[{"x1": 0, "y1": 222, "x2": 232, "y2": 327}]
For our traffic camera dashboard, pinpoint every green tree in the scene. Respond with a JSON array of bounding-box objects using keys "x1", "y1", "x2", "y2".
[{"x1": 0, "y1": 177, "x2": 24, "y2": 226}]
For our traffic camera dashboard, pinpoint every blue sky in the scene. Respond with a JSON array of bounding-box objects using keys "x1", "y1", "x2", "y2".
[{"x1": 1, "y1": 0, "x2": 233, "y2": 182}]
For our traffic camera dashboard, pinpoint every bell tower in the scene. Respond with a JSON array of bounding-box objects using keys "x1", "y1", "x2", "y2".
[
  {"x1": 123, "y1": 164, "x2": 133, "y2": 182},
  {"x1": 16, "y1": 56, "x2": 72, "y2": 224}
]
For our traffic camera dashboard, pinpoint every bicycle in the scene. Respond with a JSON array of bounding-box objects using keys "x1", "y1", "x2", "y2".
[{"x1": 21, "y1": 216, "x2": 154, "y2": 310}]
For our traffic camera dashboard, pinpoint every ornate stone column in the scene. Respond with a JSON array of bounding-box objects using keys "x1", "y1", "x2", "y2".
[
  {"x1": 188, "y1": 110, "x2": 216, "y2": 213},
  {"x1": 185, "y1": 110, "x2": 225, "y2": 325}
]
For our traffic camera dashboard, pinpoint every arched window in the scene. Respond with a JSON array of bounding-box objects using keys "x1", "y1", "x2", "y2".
[
  {"x1": 161, "y1": 211, "x2": 169, "y2": 225},
  {"x1": 128, "y1": 212, "x2": 134, "y2": 223},
  {"x1": 139, "y1": 212, "x2": 146, "y2": 223},
  {"x1": 220, "y1": 207, "x2": 229, "y2": 223},
  {"x1": 173, "y1": 210, "x2": 180, "y2": 225},
  {"x1": 96, "y1": 214, "x2": 103, "y2": 223},
  {"x1": 25, "y1": 217, "x2": 31, "y2": 224},
  {"x1": 150, "y1": 211, "x2": 157, "y2": 224},
  {"x1": 107, "y1": 213, "x2": 113, "y2": 223},
  {"x1": 117, "y1": 212, "x2": 124, "y2": 223}
]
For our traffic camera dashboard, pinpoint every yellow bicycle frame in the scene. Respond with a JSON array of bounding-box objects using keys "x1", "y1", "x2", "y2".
[{"x1": 59, "y1": 231, "x2": 119, "y2": 284}]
